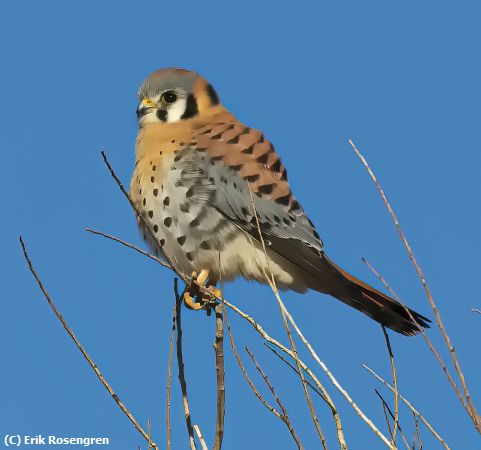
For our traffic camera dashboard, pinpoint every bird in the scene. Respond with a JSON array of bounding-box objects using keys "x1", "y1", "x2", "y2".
[{"x1": 130, "y1": 67, "x2": 430, "y2": 336}]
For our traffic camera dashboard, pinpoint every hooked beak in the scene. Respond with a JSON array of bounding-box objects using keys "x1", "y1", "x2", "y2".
[{"x1": 136, "y1": 98, "x2": 156, "y2": 118}]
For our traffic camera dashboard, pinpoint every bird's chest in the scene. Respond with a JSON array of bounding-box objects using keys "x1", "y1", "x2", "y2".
[{"x1": 130, "y1": 149, "x2": 236, "y2": 274}]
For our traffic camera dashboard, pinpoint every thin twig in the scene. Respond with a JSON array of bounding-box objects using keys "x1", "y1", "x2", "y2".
[
  {"x1": 413, "y1": 412, "x2": 423, "y2": 450},
  {"x1": 381, "y1": 326, "x2": 399, "y2": 446},
  {"x1": 85, "y1": 228, "x2": 172, "y2": 269},
  {"x1": 349, "y1": 139, "x2": 480, "y2": 432},
  {"x1": 223, "y1": 302, "x2": 282, "y2": 419},
  {"x1": 245, "y1": 346, "x2": 304, "y2": 450},
  {"x1": 193, "y1": 425, "x2": 209, "y2": 450},
  {"x1": 148, "y1": 419, "x2": 152, "y2": 450},
  {"x1": 362, "y1": 364, "x2": 450, "y2": 449},
  {"x1": 471, "y1": 308, "x2": 481, "y2": 315},
  {"x1": 166, "y1": 303, "x2": 176, "y2": 450},
  {"x1": 174, "y1": 279, "x2": 197, "y2": 450},
  {"x1": 247, "y1": 185, "x2": 328, "y2": 450},
  {"x1": 375, "y1": 389, "x2": 394, "y2": 442},
  {"x1": 263, "y1": 344, "x2": 328, "y2": 402},
  {"x1": 374, "y1": 389, "x2": 410, "y2": 450},
  {"x1": 213, "y1": 303, "x2": 225, "y2": 450},
  {"x1": 19, "y1": 236, "x2": 159, "y2": 450}
]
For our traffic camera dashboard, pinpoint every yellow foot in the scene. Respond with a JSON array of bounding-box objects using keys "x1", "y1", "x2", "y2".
[{"x1": 183, "y1": 270, "x2": 220, "y2": 310}]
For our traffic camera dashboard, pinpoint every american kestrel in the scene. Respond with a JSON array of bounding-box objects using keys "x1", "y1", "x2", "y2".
[{"x1": 130, "y1": 67, "x2": 430, "y2": 335}]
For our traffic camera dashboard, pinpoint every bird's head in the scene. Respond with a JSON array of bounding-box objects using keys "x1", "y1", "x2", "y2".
[{"x1": 136, "y1": 67, "x2": 221, "y2": 125}]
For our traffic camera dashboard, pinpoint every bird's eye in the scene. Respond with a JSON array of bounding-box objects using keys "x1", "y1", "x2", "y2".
[{"x1": 162, "y1": 91, "x2": 177, "y2": 104}]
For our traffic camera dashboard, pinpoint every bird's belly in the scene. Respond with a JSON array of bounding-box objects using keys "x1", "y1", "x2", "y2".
[{"x1": 131, "y1": 155, "x2": 296, "y2": 288}]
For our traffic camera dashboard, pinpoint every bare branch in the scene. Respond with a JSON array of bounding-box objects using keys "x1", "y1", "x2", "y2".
[
  {"x1": 381, "y1": 326, "x2": 399, "y2": 447},
  {"x1": 374, "y1": 390, "x2": 410, "y2": 450},
  {"x1": 173, "y1": 279, "x2": 197, "y2": 450},
  {"x1": 349, "y1": 139, "x2": 480, "y2": 432},
  {"x1": 223, "y1": 303, "x2": 282, "y2": 420},
  {"x1": 362, "y1": 364, "x2": 450, "y2": 449},
  {"x1": 213, "y1": 303, "x2": 225, "y2": 450},
  {"x1": 245, "y1": 346, "x2": 304, "y2": 450},
  {"x1": 19, "y1": 236, "x2": 160, "y2": 450}
]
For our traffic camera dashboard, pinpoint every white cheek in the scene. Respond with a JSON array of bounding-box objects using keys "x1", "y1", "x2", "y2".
[
  {"x1": 139, "y1": 111, "x2": 160, "y2": 125},
  {"x1": 166, "y1": 98, "x2": 187, "y2": 122}
]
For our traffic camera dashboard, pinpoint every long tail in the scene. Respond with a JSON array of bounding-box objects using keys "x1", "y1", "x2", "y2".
[{"x1": 318, "y1": 256, "x2": 431, "y2": 336}]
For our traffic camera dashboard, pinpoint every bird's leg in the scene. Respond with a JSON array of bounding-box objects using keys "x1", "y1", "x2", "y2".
[
  {"x1": 183, "y1": 270, "x2": 224, "y2": 311},
  {"x1": 183, "y1": 269, "x2": 220, "y2": 311}
]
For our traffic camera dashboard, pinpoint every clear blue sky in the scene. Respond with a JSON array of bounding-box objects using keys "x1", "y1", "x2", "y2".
[{"x1": 1, "y1": 1, "x2": 480, "y2": 449}]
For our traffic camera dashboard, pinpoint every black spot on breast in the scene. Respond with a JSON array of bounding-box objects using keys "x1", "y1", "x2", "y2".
[
  {"x1": 190, "y1": 218, "x2": 200, "y2": 227},
  {"x1": 152, "y1": 165, "x2": 156, "y2": 171},
  {"x1": 220, "y1": 176, "x2": 227, "y2": 184},
  {"x1": 143, "y1": 198, "x2": 146, "y2": 206},
  {"x1": 186, "y1": 252, "x2": 194, "y2": 261},
  {"x1": 209, "y1": 177, "x2": 215, "y2": 184},
  {"x1": 283, "y1": 218, "x2": 290, "y2": 226},
  {"x1": 163, "y1": 196, "x2": 170, "y2": 206},
  {"x1": 164, "y1": 217, "x2": 172, "y2": 227},
  {"x1": 153, "y1": 224, "x2": 159, "y2": 233},
  {"x1": 276, "y1": 194, "x2": 291, "y2": 206},
  {"x1": 180, "y1": 203, "x2": 190, "y2": 213},
  {"x1": 186, "y1": 187, "x2": 194, "y2": 198},
  {"x1": 181, "y1": 93, "x2": 198, "y2": 119},
  {"x1": 258, "y1": 183, "x2": 275, "y2": 195},
  {"x1": 206, "y1": 83, "x2": 220, "y2": 105},
  {"x1": 174, "y1": 154, "x2": 182, "y2": 162},
  {"x1": 273, "y1": 215, "x2": 281, "y2": 224},
  {"x1": 211, "y1": 132, "x2": 223, "y2": 140},
  {"x1": 151, "y1": 176, "x2": 155, "y2": 183},
  {"x1": 177, "y1": 236, "x2": 186, "y2": 246},
  {"x1": 153, "y1": 189, "x2": 158, "y2": 197},
  {"x1": 200, "y1": 240, "x2": 211, "y2": 250},
  {"x1": 148, "y1": 210, "x2": 153, "y2": 218},
  {"x1": 160, "y1": 238, "x2": 165, "y2": 246}
]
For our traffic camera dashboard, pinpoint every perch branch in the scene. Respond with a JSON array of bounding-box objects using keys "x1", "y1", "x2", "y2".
[
  {"x1": 20, "y1": 236, "x2": 160, "y2": 450},
  {"x1": 213, "y1": 302, "x2": 225, "y2": 450},
  {"x1": 166, "y1": 303, "x2": 176, "y2": 450},
  {"x1": 173, "y1": 279, "x2": 197, "y2": 450}
]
